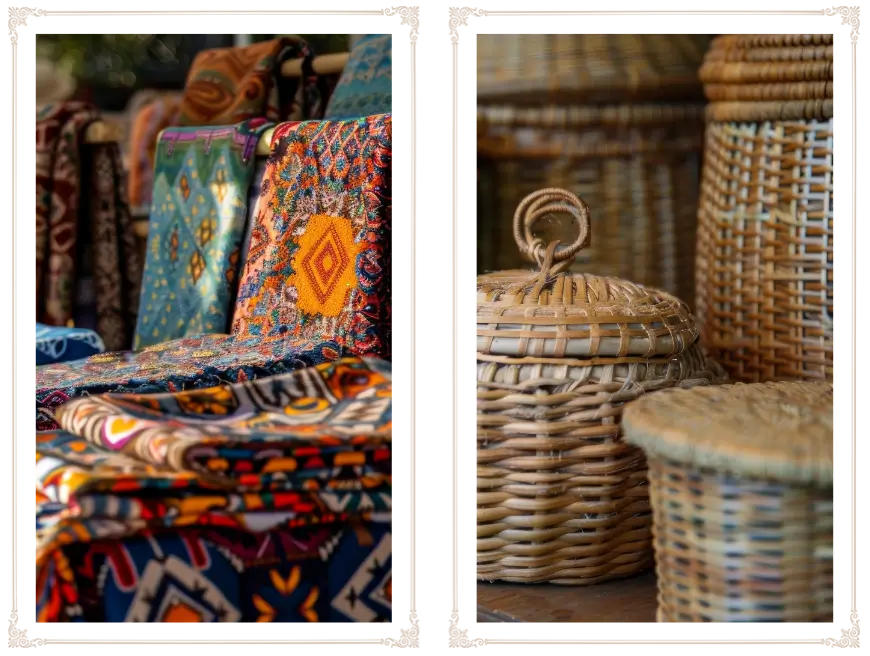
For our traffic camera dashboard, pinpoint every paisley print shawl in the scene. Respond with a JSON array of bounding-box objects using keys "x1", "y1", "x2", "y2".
[
  {"x1": 231, "y1": 115, "x2": 392, "y2": 358},
  {"x1": 177, "y1": 37, "x2": 313, "y2": 126}
]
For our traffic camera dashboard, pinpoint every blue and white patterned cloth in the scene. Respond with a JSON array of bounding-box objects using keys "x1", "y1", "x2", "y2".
[
  {"x1": 324, "y1": 34, "x2": 391, "y2": 119},
  {"x1": 36, "y1": 324, "x2": 105, "y2": 366}
]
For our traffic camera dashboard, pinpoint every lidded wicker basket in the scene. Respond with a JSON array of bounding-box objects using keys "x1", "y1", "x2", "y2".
[
  {"x1": 477, "y1": 188, "x2": 720, "y2": 585},
  {"x1": 695, "y1": 35, "x2": 833, "y2": 382},
  {"x1": 623, "y1": 380, "x2": 833, "y2": 622},
  {"x1": 477, "y1": 35, "x2": 712, "y2": 304}
]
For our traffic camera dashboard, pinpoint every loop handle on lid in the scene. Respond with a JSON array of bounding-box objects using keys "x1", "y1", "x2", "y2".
[{"x1": 513, "y1": 188, "x2": 591, "y2": 273}]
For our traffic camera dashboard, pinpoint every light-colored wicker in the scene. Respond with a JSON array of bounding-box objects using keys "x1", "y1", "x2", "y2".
[
  {"x1": 623, "y1": 380, "x2": 833, "y2": 622},
  {"x1": 477, "y1": 188, "x2": 719, "y2": 585},
  {"x1": 477, "y1": 35, "x2": 712, "y2": 305},
  {"x1": 695, "y1": 35, "x2": 833, "y2": 383}
]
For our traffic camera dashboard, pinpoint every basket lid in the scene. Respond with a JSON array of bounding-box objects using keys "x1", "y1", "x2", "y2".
[
  {"x1": 699, "y1": 34, "x2": 833, "y2": 121},
  {"x1": 477, "y1": 34, "x2": 711, "y2": 106},
  {"x1": 477, "y1": 188, "x2": 698, "y2": 361},
  {"x1": 622, "y1": 381, "x2": 833, "y2": 486}
]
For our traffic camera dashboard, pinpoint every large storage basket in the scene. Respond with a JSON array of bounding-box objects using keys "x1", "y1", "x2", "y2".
[
  {"x1": 695, "y1": 35, "x2": 833, "y2": 382},
  {"x1": 623, "y1": 380, "x2": 833, "y2": 622},
  {"x1": 477, "y1": 35, "x2": 711, "y2": 304},
  {"x1": 477, "y1": 188, "x2": 719, "y2": 585}
]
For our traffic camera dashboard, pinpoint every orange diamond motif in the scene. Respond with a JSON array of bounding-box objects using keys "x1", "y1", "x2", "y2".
[
  {"x1": 290, "y1": 215, "x2": 361, "y2": 318},
  {"x1": 301, "y1": 225, "x2": 350, "y2": 305}
]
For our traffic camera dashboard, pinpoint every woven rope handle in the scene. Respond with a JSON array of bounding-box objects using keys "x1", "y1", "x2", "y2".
[{"x1": 513, "y1": 188, "x2": 591, "y2": 270}]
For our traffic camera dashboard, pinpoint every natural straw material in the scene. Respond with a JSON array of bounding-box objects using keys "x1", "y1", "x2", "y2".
[
  {"x1": 695, "y1": 35, "x2": 833, "y2": 382},
  {"x1": 477, "y1": 189, "x2": 719, "y2": 585},
  {"x1": 478, "y1": 35, "x2": 710, "y2": 105},
  {"x1": 477, "y1": 36, "x2": 711, "y2": 303},
  {"x1": 622, "y1": 381, "x2": 833, "y2": 622}
]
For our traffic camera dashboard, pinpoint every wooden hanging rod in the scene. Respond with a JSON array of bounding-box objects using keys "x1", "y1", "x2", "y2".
[
  {"x1": 281, "y1": 51, "x2": 349, "y2": 77},
  {"x1": 84, "y1": 52, "x2": 349, "y2": 146}
]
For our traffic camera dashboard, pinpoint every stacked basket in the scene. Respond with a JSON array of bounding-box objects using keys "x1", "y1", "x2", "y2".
[
  {"x1": 477, "y1": 34, "x2": 711, "y2": 304},
  {"x1": 477, "y1": 188, "x2": 720, "y2": 585},
  {"x1": 695, "y1": 35, "x2": 833, "y2": 382}
]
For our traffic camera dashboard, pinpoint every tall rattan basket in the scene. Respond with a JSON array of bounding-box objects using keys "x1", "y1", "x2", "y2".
[
  {"x1": 477, "y1": 188, "x2": 720, "y2": 585},
  {"x1": 695, "y1": 35, "x2": 833, "y2": 382},
  {"x1": 477, "y1": 34, "x2": 712, "y2": 305}
]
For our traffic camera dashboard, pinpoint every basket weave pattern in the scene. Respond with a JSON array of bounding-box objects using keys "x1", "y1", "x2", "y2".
[
  {"x1": 477, "y1": 189, "x2": 718, "y2": 585},
  {"x1": 695, "y1": 35, "x2": 833, "y2": 383},
  {"x1": 622, "y1": 379, "x2": 833, "y2": 622},
  {"x1": 650, "y1": 458, "x2": 833, "y2": 622},
  {"x1": 477, "y1": 35, "x2": 710, "y2": 304}
]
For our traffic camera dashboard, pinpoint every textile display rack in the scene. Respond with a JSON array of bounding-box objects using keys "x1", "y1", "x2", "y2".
[
  {"x1": 82, "y1": 50, "x2": 351, "y2": 144},
  {"x1": 81, "y1": 50, "x2": 351, "y2": 239}
]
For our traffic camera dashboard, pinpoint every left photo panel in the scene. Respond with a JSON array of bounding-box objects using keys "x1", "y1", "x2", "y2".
[{"x1": 34, "y1": 33, "x2": 393, "y2": 623}]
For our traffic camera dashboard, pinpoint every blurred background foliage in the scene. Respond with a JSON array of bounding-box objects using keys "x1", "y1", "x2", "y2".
[{"x1": 36, "y1": 34, "x2": 351, "y2": 110}]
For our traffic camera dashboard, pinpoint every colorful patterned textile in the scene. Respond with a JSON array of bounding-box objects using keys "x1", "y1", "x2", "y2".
[
  {"x1": 36, "y1": 358, "x2": 392, "y2": 622},
  {"x1": 126, "y1": 94, "x2": 182, "y2": 211},
  {"x1": 231, "y1": 115, "x2": 392, "y2": 358},
  {"x1": 37, "y1": 516, "x2": 391, "y2": 622},
  {"x1": 36, "y1": 103, "x2": 144, "y2": 351},
  {"x1": 239, "y1": 158, "x2": 268, "y2": 264},
  {"x1": 133, "y1": 119, "x2": 273, "y2": 350},
  {"x1": 36, "y1": 324, "x2": 105, "y2": 366},
  {"x1": 55, "y1": 358, "x2": 392, "y2": 482},
  {"x1": 177, "y1": 37, "x2": 314, "y2": 126},
  {"x1": 325, "y1": 35, "x2": 392, "y2": 119},
  {"x1": 36, "y1": 431, "x2": 391, "y2": 526},
  {"x1": 35, "y1": 333, "x2": 340, "y2": 431}
]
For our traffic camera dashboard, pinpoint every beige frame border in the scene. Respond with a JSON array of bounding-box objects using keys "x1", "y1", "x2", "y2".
[
  {"x1": 7, "y1": 7, "x2": 868, "y2": 647},
  {"x1": 454, "y1": 7, "x2": 870, "y2": 648},
  {"x1": 7, "y1": 7, "x2": 419, "y2": 648}
]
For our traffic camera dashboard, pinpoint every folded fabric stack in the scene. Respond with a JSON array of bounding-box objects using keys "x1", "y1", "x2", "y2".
[
  {"x1": 36, "y1": 324, "x2": 105, "y2": 366},
  {"x1": 37, "y1": 357, "x2": 392, "y2": 623}
]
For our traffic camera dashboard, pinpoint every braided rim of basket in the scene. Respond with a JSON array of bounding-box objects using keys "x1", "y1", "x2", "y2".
[{"x1": 700, "y1": 34, "x2": 833, "y2": 121}]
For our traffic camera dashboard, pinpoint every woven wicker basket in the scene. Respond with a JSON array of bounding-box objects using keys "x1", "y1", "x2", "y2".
[
  {"x1": 477, "y1": 35, "x2": 711, "y2": 304},
  {"x1": 477, "y1": 188, "x2": 719, "y2": 585},
  {"x1": 623, "y1": 380, "x2": 833, "y2": 622},
  {"x1": 695, "y1": 35, "x2": 833, "y2": 382}
]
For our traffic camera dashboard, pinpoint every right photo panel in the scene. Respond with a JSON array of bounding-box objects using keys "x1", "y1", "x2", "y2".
[{"x1": 475, "y1": 34, "x2": 834, "y2": 623}]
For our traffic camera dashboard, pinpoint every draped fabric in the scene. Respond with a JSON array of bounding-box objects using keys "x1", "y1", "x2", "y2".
[
  {"x1": 133, "y1": 119, "x2": 273, "y2": 350},
  {"x1": 231, "y1": 115, "x2": 392, "y2": 358},
  {"x1": 324, "y1": 35, "x2": 393, "y2": 119},
  {"x1": 177, "y1": 37, "x2": 314, "y2": 127},
  {"x1": 36, "y1": 114, "x2": 392, "y2": 434},
  {"x1": 36, "y1": 333, "x2": 341, "y2": 431},
  {"x1": 36, "y1": 324, "x2": 105, "y2": 366},
  {"x1": 126, "y1": 94, "x2": 183, "y2": 211},
  {"x1": 36, "y1": 103, "x2": 144, "y2": 351},
  {"x1": 36, "y1": 358, "x2": 392, "y2": 623}
]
